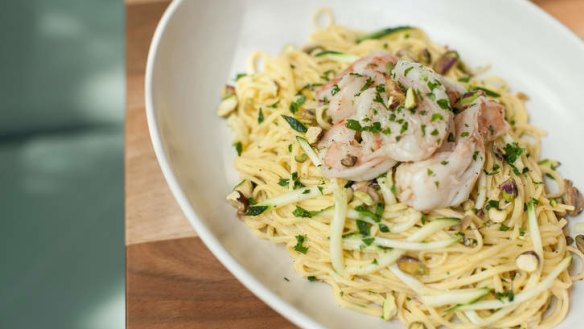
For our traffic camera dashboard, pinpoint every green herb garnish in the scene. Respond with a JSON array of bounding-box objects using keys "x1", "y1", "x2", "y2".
[
  {"x1": 282, "y1": 115, "x2": 308, "y2": 133},
  {"x1": 294, "y1": 235, "x2": 309, "y2": 254}
]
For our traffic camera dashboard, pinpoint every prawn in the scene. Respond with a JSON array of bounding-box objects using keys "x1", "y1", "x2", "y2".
[
  {"x1": 394, "y1": 96, "x2": 509, "y2": 211},
  {"x1": 317, "y1": 57, "x2": 455, "y2": 181}
]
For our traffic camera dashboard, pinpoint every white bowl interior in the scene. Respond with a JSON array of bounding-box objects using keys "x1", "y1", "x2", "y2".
[{"x1": 147, "y1": 0, "x2": 584, "y2": 328}]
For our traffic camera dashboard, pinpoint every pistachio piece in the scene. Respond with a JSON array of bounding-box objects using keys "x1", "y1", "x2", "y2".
[
  {"x1": 516, "y1": 92, "x2": 529, "y2": 101},
  {"x1": 295, "y1": 153, "x2": 308, "y2": 163},
  {"x1": 217, "y1": 95, "x2": 238, "y2": 117},
  {"x1": 397, "y1": 255, "x2": 427, "y2": 275},
  {"x1": 305, "y1": 126, "x2": 323, "y2": 144},
  {"x1": 297, "y1": 108, "x2": 316, "y2": 125},
  {"x1": 488, "y1": 208, "x2": 507, "y2": 223},
  {"x1": 404, "y1": 88, "x2": 418, "y2": 110},
  {"x1": 226, "y1": 190, "x2": 249, "y2": 215},
  {"x1": 418, "y1": 48, "x2": 432, "y2": 65},
  {"x1": 341, "y1": 155, "x2": 358, "y2": 167},
  {"x1": 563, "y1": 180, "x2": 584, "y2": 216},
  {"x1": 408, "y1": 322, "x2": 427, "y2": 329},
  {"x1": 516, "y1": 251, "x2": 539, "y2": 273},
  {"x1": 222, "y1": 85, "x2": 236, "y2": 98},
  {"x1": 382, "y1": 294, "x2": 397, "y2": 320},
  {"x1": 460, "y1": 215, "x2": 473, "y2": 231},
  {"x1": 396, "y1": 48, "x2": 415, "y2": 61},
  {"x1": 234, "y1": 179, "x2": 253, "y2": 197},
  {"x1": 302, "y1": 43, "x2": 324, "y2": 54},
  {"x1": 353, "y1": 191, "x2": 375, "y2": 206},
  {"x1": 576, "y1": 235, "x2": 584, "y2": 254},
  {"x1": 434, "y1": 50, "x2": 459, "y2": 75},
  {"x1": 352, "y1": 183, "x2": 380, "y2": 205},
  {"x1": 499, "y1": 179, "x2": 518, "y2": 202},
  {"x1": 385, "y1": 80, "x2": 405, "y2": 108},
  {"x1": 492, "y1": 145, "x2": 505, "y2": 161}
]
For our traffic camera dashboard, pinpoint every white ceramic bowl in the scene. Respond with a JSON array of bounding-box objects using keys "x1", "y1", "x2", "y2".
[{"x1": 145, "y1": 0, "x2": 584, "y2": 328}]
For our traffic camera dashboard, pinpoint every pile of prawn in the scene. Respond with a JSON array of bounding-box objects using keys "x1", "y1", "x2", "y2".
[{"x1": 317, "y1": 53, "x2": 509, "y2": 211}]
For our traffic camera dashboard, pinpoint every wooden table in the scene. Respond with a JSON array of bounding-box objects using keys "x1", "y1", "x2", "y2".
[{"x1": 125, "y1": 1, "x2": 584, "y2": 327}]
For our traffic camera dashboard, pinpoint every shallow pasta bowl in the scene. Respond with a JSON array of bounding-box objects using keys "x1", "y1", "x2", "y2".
[{"x1": 145, "y1": 0, "x2": 584, "y2": 328}]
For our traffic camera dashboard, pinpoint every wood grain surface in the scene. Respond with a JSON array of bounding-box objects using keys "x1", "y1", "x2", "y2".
[{"x1": 125, "y1": 1, "x2": 584, "y2": 328}]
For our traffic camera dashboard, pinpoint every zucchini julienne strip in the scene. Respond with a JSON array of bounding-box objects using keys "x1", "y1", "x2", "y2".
[
  {"x1": 346, "y1": 218, "x2": 460, "y2": 275},
  {"x1": 245, "y1": 186, "x2": 328, "y2": 216},
  {"x1": 389, "y1": 265, "x2": 491, "y2": 307},
  {"x1": 356, "y1": 26, "x2": 413, "y2": 43},
  {"x1": 456, "y1": 256, "x2": 571, "y2": 311},
  {"x1": 330, "y1": 178, "x2": 348, "y2": 275},
  {"x1": 343, "y1": 235, "x2": 459, "y2": 251},
  {"x1": 296, "y1": 136, "x2": 322, "y2": 168}
]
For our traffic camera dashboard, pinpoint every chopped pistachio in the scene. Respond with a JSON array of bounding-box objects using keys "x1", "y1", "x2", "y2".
[{"x1": 516, "y1": 251, "x2": 539, "y2": 272}]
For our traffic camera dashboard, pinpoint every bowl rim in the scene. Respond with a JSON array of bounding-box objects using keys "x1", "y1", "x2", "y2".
[
  {"x1": 144, "y1": 1, "x2": 584, "y2": 328},
  {"x1": 144, "y1": 0, "x2": 321, "y2": 328}
]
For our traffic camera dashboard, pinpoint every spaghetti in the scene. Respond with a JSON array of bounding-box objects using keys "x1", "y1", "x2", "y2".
[{"x1": 219, "y1": 14, "x2": 583, "y2": 329}]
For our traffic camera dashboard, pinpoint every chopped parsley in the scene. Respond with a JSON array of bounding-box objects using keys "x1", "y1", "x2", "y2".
[
  {"x1": 345, "y1": 119, "x2": 363, "y2": 131},
  {"x1": 427, "y1": 80, "x2": 441, "y2": 90},
  {"x1": 499, "y1": 224, "x2": 510, "y2": 232},
  {"x1": 447, "y1": 133, "x2": 455, "y2": 142},
  {"x1": 245, "y1": 205, "x2": 269, "y2": 216},
  {"x1": 293, "y1": 206, "x2": 315, "y2": 218},
  {"x1": 503, "y1": 142, "x2": 524, "y2": 163},
  {"x1": 519, "y1": 228, "x2": 525, "y2": 236},
  {"x1": 233, "y1": 141, "x2": 243, "y2": 156},
  {"x1": 356, "y1": 220, "x2": 372, "y2": 236},
  {"x1": 307, "y1": 276, "x2": 318, "y2": 282},
  {"x1": 379, "y1": 223, "x2": 390, "y2": 233},
  {"x1": 291, "y1": 172, "x2": 305, "y2": 189},
  {"x1": 484, "y1": 164, "x2": 501, "y2": 176},
  {"x1": 431, "y1": 129, "x2": 439, "y2": 136},
  {"x1": 234, "y1": 73, "x2": 247, "y2": 81},
  {"x1": 294, "y1": 235, "x2": 309, "y2": 254},
  {"x1": 363, "y1": 121, "x2": 382, "y2": 133},
  {"x1": 331, "y1": 84, "x2": 340, "y2": 96},
  {"x1": 436, "y1": 99, "x2": 450, "y2": 110},
  {"x1": 427, "y1": 169, "x2": 434, "y2": 176},
  {"x1": 268, "y1": 100, "x2": 280, "y2": 108},
  {"x1": 460, "y1": 131, "x2": 470, "y2": 138},
  {"x1": 473, "y1": 151, "x2": 480, "y2": 161},
  {"x1": 503, "y1": 142, "x2": 525, "y2": 175},
  {"x1": 258, "y1": 108, "x2": 264, "y2": 124},
  {"x1": 289, "y1": 94, "x2": 306, "y2": 113},
  {"x1": 362, "y1": 237, "x2": 375, "y2": 246},
  {"x1": 470, "y1": 86, "x2": 500, "y2": 98},
  {"x1": 282, "y1": 115, "x2": 307, "y2": 133},
  {"x1": 400, "y1": 122, "x2": 409, "y2": 134},
  {"x1": 321, "y1": 70, "x2": 335, "y2": 81},
  {"x1": 404, "y1": 66, "x2": 414, "y2": 76},
  {"x1": 355, "y1": 204, "x2": 381, "y2": 222},
  {"x1": 485, "y1": 200, "x2": 500, "y2": 210},
  {"x1": 360, "y1": 78, "x2": 374, "y2": 93},
  {"x1": 431, "y1": 113, "x2": 444, "y2": 122},
  {"x1": 440, "y1": 160, "x2": 449, "y2": 165},
  {"x1": 495, "y1": 291, "x2": 515, "y2": 302}
]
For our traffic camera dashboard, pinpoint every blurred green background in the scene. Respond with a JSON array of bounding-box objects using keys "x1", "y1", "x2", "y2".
[{"x1": 0, "y1": 0, "x2": 124, "y2": 328}]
